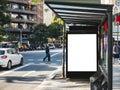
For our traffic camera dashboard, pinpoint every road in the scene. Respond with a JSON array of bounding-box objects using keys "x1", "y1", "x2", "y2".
[{"x1": 0, "y1": 49, "x2": 63, "y2": 90}]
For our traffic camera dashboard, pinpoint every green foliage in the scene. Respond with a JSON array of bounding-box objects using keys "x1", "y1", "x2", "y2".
[
  {"x1": 31, "y1": 0, "x2": 43, "y2": 3},
  {"x1": 29, "y1": 22, "x2": 63, "y2": 47},
  {"x1": 7, "y1": 33, "x2": 16, "y2": 41},
  {"x1": 0, "y1": 0, "x2": 11, "y2": 42},
  {"x1": 0, "y1": 25, "x2": 6, "y2": 35},
  {"x1": 29, "y1": 23, "x2": 48, "y2": 46},
  {"x1": 48, "y1": 22, "x2": 63, "y2": 39},
  {"x1": 0, "y1": 0, "x2": 11, "y2": 25},
  {"x1": 44, "y1": 8, "x2": 49, "y2": 12},
  {"x1": 0, "y1": 0, "x2": 7, "y2": 11},
  {"x1": 0, "y1": 25, "x2": 6, "y2": 42},
  {"x1": 0, "y1": 12, "x2": 11, "y2": 25},
  {"x1": 0, "y1": 35, "x2": 4, "y2": 42}
]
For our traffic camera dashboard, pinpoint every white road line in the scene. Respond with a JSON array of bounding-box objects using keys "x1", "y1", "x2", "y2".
[
  {"x1": 20, "y1": 49, "x2": 62, "y2": 54},
  {"x1": 34, "y1": 66, "x2": 62, "y2": 90},
  {"x1": 28, "y1": 59, "x2": 34, "y2": 61},
  {"x1": 49, "y1": 63, "x2": 57, "y2": 65},
  {"x1": 38, "y1": 63, "x2": 47, "y2": 65},
  {"x1": 37, "y1": 59, "x2": 43, "y2": 61},
  {"x1": 0, "y1": 63, "x2": 33, "y2": 76},
  {"x1": 22, "y1": 71, "x2": 35, "y2": 77},
  {"x1": 51, "y1": 52, "x2": 61, "y2": 57},
  {"x1": 28, "y1": 52, "x2": 60, "y2": 62},
  {"x1": 48, "y1": 66, "x2": 62, "y2": 79},
  {"x1": 56, "y1": 60, "x2": 61, "y2": 61}
]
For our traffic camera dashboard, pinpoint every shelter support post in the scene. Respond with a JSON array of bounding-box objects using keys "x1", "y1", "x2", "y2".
[
  {"x1": 62, "y1": 22, "x2": 65, "y2": 78},
  {"x1": 107, "y1": 9, "x2": 113, "y2": 90}
]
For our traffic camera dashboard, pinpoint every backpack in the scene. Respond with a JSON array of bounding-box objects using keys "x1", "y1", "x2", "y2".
[{"x1": 113, "y1": 45, "x2": 119, "y2": 54}]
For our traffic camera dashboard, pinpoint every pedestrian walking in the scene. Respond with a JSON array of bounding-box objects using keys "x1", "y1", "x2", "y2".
[
  {"x1": 118, "y1": 43, "x2": 120, "y2": 64},
  {"x1": 113, "y1": 42, "x2": 120, "y2": 64},
  {"x1": 43, "y1": 43, "x2": 51, "y2": 61}
]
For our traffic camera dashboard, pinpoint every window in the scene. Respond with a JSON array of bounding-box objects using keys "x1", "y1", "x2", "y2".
[
  {"x1": 11, "y1": 49, "x2": 17, "y2": 54},
  {"x1": 12, "y1": 4, "x2": 19, "y2": 9},
  {"x1": 0, "y1": 50, "x2": 5, "y2": 55}
]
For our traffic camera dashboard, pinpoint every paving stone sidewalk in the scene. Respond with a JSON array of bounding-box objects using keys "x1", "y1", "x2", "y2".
[
  {"x1": 34, "y1": 62, "x2": 120, "y2": 90},
  {"x1": 34, "y1": 66, "x2": 90, "y2": 90}
]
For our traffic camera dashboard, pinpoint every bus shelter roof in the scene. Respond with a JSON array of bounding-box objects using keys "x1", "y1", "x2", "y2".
[{"x1": 45, "y1": 0, "x2": 113, "y2": 26}]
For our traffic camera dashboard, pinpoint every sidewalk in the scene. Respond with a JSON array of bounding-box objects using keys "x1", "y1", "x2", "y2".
[
  {"x1": 113, "y1": 63, "x2": 120, "y2": 90},
  {"x1": 35, "y1": 66, "x2": 90, "y2": 90},
  {"x1": 34, "y1": 63, "x2": 120, "y2": 90}
]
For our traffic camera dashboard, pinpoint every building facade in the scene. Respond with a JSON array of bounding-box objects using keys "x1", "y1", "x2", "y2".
[
  {"x1": 5, "y1": 0, "x2": 43, "y2": 45},
  {"x1": 101, "y1": 0, "x2": 120, "y2": 41},
  {"x1": 43, "y1": 4, "x2": 53, "y2": 26},
  {"x1": 112, "y1": 0, "x2": 120, "y2": 41}
]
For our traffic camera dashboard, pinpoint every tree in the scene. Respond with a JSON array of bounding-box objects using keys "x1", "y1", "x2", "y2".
[
  {"x1": 7, "y1": 33, "x2": 16, "y2": 42},
  {"x1": 0, "y1": 0, "x2": 11, "y2": 42},
  {"x1": 31, "y1": 0, "x2": 43, "y2": 3},
  {"x1": 0, "y1": 0, "x2": 11, "y2": 25},
  {"x1": 29, "y1": 22, "x2": 63, "y2": 47},
  {"x1": 29, "y1": 23, "x2": 48, "y2": 47},
  {"x1": 51, "y1": 15, "x2": 63, "y2": 25},
  {"x1": 0, "y1": 23, "x2": 8, "y2": 42},
  {"x1": 48, "y1": 22, "x2": 63, "y2": 39}
]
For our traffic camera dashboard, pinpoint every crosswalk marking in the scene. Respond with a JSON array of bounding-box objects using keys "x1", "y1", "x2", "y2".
[
  {"x1": 28, "y1": 59, "x2": 34, "y2": 61},
  {"x1": 37, "y1": 59, "x2": 43, "y2": 61},
  {"x1": 22, "y1": 71, "x2": 35, "y2": 77},
  {"x1": 0, "y1": 63, "x2": 33, "y2": 76}
]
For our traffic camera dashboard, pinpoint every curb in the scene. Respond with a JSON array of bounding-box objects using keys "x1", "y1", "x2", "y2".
[{"x1": 48, "y1": 66, "x2": 62, "y2": 80}]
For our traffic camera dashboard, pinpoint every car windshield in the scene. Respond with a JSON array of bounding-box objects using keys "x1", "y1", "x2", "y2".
[
  {"x1": 0, "y1": 50, "x2": 5, "y2": 55},
  {"x1": 49, "y1": 44, "x2": 53, "y2": 46}
]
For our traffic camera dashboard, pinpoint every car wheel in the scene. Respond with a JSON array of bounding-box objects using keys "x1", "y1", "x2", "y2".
[
  {"x1": 7, "y1": 61, "x2": 12, "y2": 70},
  {"x1": 19, "y1": 58, "x2": 23, "y2": 66}
]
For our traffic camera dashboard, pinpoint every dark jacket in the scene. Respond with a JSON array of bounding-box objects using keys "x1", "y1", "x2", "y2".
[{"x1": 45, "y1": 46, "x2": 49, "y2": 53}]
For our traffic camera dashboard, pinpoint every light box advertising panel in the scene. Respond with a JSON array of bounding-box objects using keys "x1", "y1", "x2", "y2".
[{"x1": 67, "y1": 34, "x2": 97, "y2": 72}]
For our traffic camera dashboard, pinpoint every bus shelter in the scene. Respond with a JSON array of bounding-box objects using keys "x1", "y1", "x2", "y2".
[{"x1": 45, "y1": 0, "x2": 113, "y2": 89}]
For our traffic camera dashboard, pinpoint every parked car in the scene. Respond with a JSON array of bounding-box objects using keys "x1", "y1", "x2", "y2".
[
  {"x1": 57, "y1": 44, "x2": 63, "y2": 48},
  {"x1": 36, "y1": 46, "x2": 41, "y2": 50},
  {"x1": 0, "y1": 48, "x2": 23, "y2": 69},
  {"x1": 36, "y1": 45, "x2": 45, "y2": 50},
  {"x1": 48, "y1": 43, "x2": 55, "y2": 49}
]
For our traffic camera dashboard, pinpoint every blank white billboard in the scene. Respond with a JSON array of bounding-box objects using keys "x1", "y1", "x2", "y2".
[{"x1": 67, "y1": 34, "x2": 97, "y2": 72}]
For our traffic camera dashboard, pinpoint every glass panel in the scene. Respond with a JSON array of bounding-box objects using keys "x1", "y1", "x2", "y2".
[
  {"x1": 0, "y1": 51, "x2": 5, "y2": 55},
  {"x1": 12, "y1": 4, "x2": 19, "y2": 9},
  {"x1": 59, "y1": 13, "x2": 103, "y2": 18},
  {"x1": 46, "y1": 0, "x2": 100, "y2": 4},
  {"x1": 61, "y1": 16, "x2": 102, "y2": 20},
  {"x1": 54, "y1": 9, "x2": 105, "y2": 15},
  {"x1": 103, "y1": 32, "x2": 108, "y2": 72},
  {"x1": 50, "y1": 4, "x2": 107, "y2": 11},
  {"x1": 100, "y1": 31, "x2": 108, "y2": 74}
]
